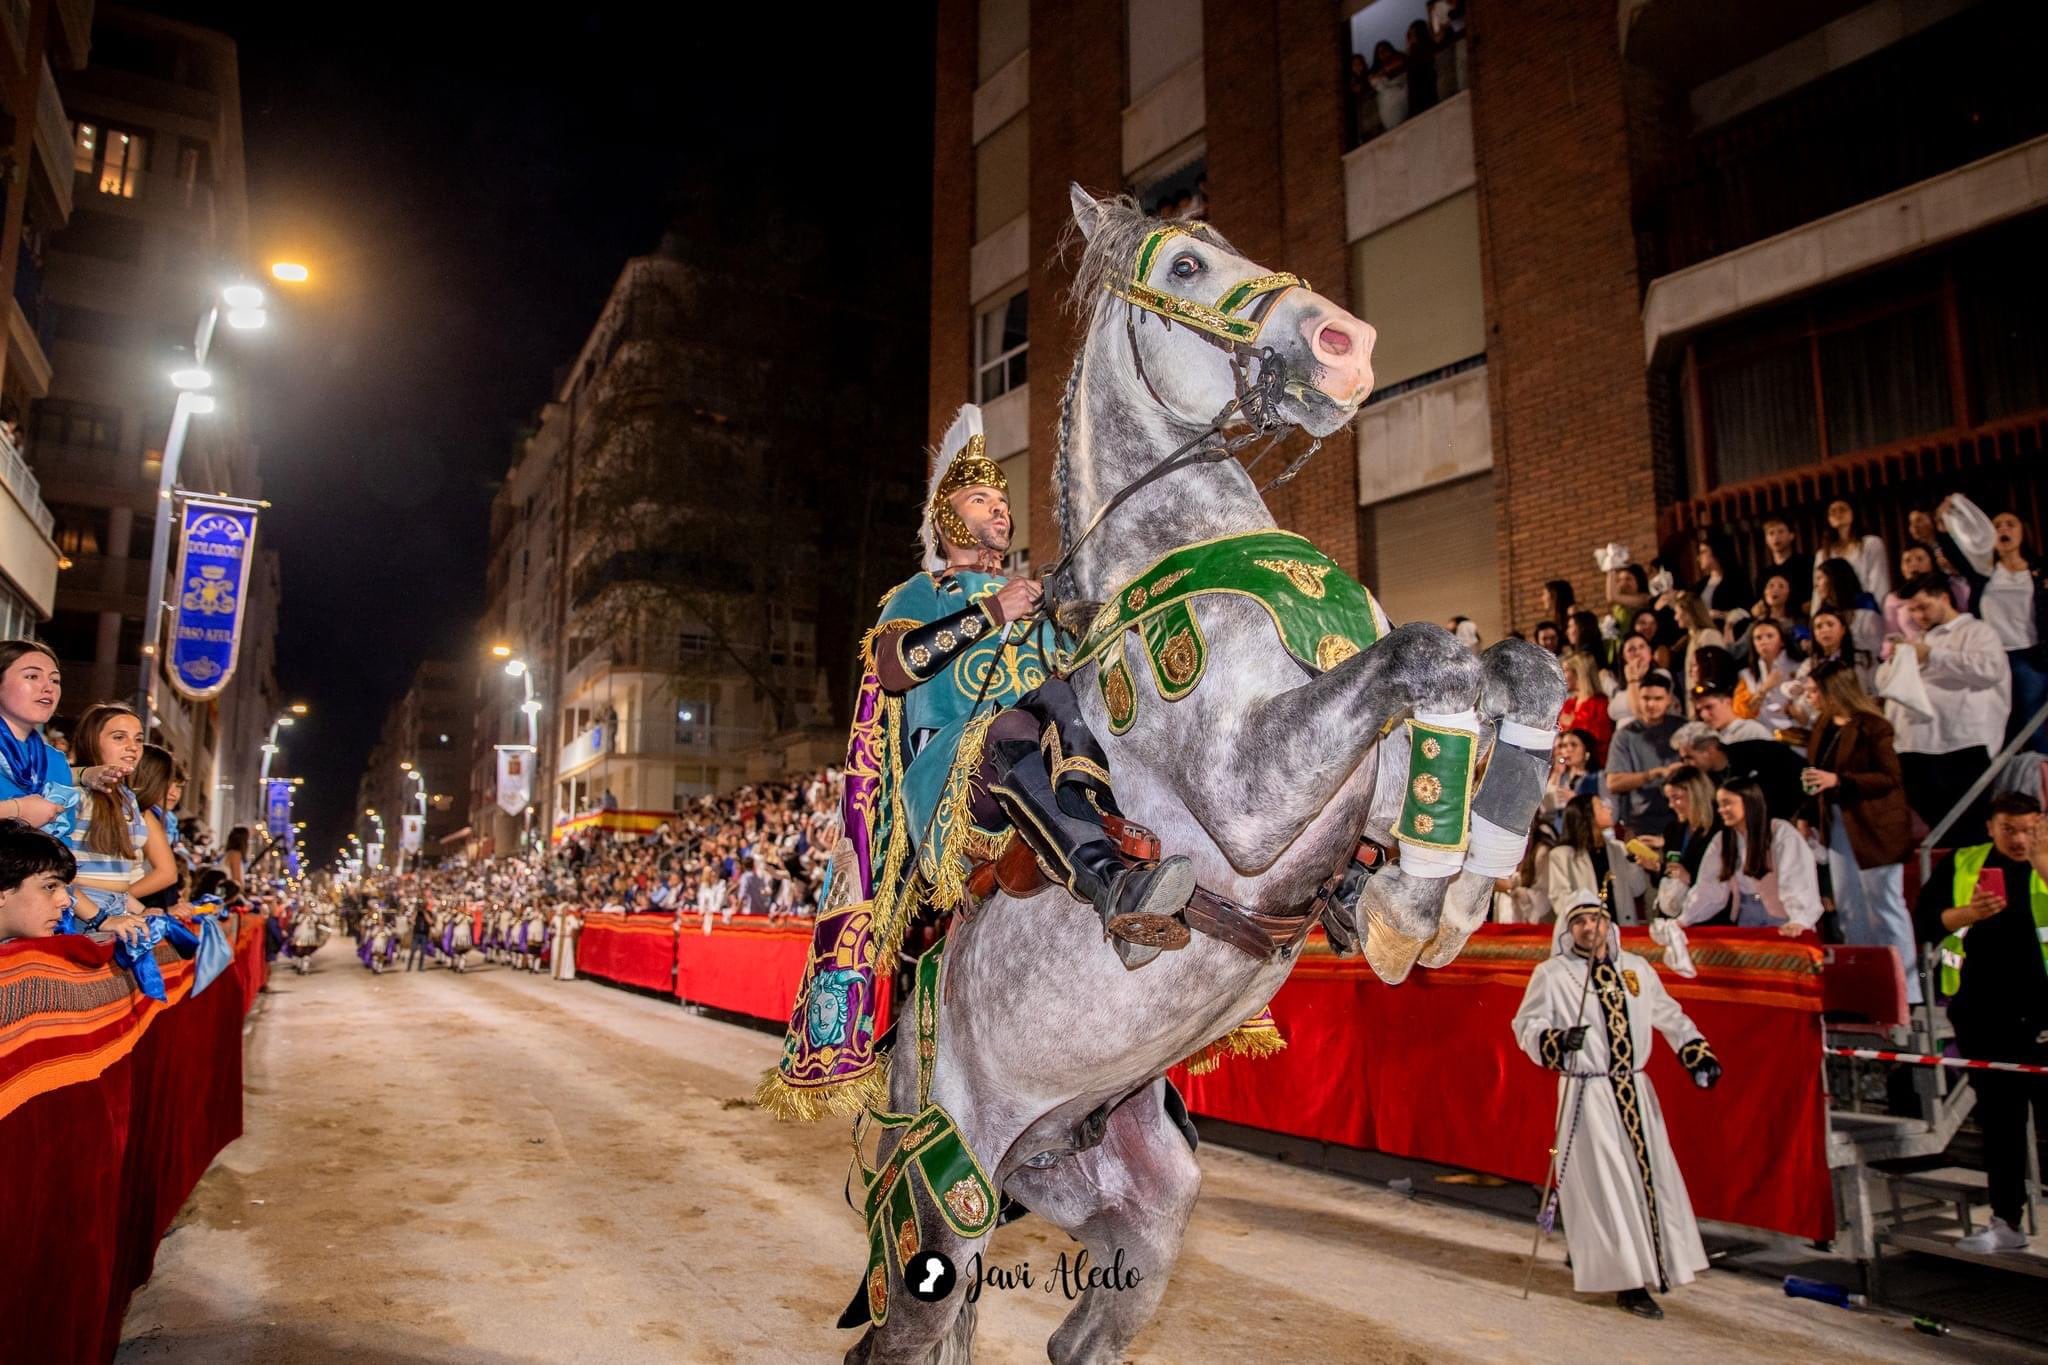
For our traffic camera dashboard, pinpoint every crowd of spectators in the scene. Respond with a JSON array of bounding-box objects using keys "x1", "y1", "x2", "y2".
[
  {"x1": 0, "y1": 637, "x2": 256, "y2": 949},
  {"x1": 1492, "y1": 489, "x2": 2047, "y2": 1005},
  {"x1": 353, "y1": 769, "x2": 848, "y2": 942}
]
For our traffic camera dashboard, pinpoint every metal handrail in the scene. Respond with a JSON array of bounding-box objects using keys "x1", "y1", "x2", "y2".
[{"x1": 1916, "y1": 696, "x2": 2048, "y2": 883}]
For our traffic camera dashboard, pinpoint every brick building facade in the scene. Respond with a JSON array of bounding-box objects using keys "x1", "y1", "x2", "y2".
[{"x1": 930, "y1": 0, "x2": 2048, "y2": 637}]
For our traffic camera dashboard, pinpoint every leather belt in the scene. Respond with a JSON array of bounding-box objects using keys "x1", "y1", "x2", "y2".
[{"x1": 1182, "y1": 885, "x2": 1319, "y2": 963}]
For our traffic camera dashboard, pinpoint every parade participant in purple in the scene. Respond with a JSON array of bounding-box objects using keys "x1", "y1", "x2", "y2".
[{"x1": 1513, "y1": 893, "x2": 1720, "y2": 1318}]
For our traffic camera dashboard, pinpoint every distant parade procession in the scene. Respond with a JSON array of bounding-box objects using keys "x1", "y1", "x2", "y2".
[{"x1": 5, "y1": 2, "x2": 2046, "y2": 1361}]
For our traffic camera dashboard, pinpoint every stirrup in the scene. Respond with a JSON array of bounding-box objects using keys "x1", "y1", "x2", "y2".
[{"x1": 1101, "y1": 857, "x2": 1195, "y2": 950}]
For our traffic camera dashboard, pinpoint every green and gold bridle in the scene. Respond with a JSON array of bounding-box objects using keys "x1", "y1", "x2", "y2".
[{"x1": 1104, "y1": 224, "x2": 1307, "y2": 351}]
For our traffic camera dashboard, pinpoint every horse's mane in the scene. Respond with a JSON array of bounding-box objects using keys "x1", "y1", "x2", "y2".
[{"x1": 1049, "y1": 196, "x2": 1242, "y2": 592}]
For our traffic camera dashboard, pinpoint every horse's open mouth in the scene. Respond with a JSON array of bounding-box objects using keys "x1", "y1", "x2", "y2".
[{"x1": 1277, "y1": 380, "x2": 1360, "y2": 438}]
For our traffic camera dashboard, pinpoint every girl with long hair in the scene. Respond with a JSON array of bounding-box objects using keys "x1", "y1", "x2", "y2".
[
  {"x1": 0, "y1": 641, "x2": 123, "y2": 832},
  {"x1": 1737, "y1": 619, "x2": 1803, "y2": 734},
  {"x1": 1556, "y1": 651, "x2": 1614, "y2": 763},
  {"x1": 1812, "y1": 558, "x2": 1885, "y2": 663},
  {"x1": 1693, "y1": 529, "x2": 1753, "y2": 626},
  {"x1": 1942, "y1": 495, "x2": 2048, "y2": 754},
  {"x1": 1543, "y1": 792, "x2": 1649, "y2": 922},
  {"x1": 1819, "y1": 497, "x2": 1891, "y2": 606},
  {"x1": 64, "y1": 701, "x2": 152, "y2": 942},
  {"x1": 1542, "y1": 727, "x2": 1602, "y2": 828},
  {"x1": 127, "y1": 743, "x2": 183, "y2": 912},
  {"x1": 1880, "y1": 541, "x2": 1938, "y2": 658},
  {"x1": 1801, "y1": 660, "x2": 1917, "y2": 997},
  {"x1": 1672, "y1": 776, "x2": 1821, "y2": 936}
]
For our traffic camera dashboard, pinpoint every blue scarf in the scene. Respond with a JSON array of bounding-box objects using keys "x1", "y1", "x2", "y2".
[{"x1": 0, "y1": 722, "x2": 47, "y2": 797}]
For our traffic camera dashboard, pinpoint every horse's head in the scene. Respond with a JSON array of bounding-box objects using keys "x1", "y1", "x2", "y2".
[{"x1": 1069, "y1": 185, "x2": 1374, "y2": 438}]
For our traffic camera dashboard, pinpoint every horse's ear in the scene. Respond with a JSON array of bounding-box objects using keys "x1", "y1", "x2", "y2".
[{"x1": 1069, "y1": 183, "x2": 1102, "y2": 241}]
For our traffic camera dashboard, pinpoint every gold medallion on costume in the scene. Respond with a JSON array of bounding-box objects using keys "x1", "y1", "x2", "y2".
[{"x1": 1623, "y1": 969, "x2": 1640, "y2": 997}]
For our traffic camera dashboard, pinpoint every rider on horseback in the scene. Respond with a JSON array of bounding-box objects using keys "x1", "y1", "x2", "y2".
[{"x1": 870, "y1": 405, "x2": 1194, "y2": 956}]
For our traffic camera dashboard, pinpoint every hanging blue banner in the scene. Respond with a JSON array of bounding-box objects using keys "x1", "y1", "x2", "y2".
[
  {"x1": 265, "y1": 779, "x2": 292, "y2": 838},
  {"x1": 168, "y1": 498, "x2": 259, "y2": 701}
]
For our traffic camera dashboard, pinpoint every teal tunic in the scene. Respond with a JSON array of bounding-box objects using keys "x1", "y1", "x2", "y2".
[{"x1": 875, "y1": 571, "x2": 1054, "y2": 893}]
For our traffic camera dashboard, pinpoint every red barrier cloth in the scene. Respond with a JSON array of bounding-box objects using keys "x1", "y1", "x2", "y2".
[
  {"x1": 575, "y1": 912, "x2": 680, "y2": 994},
  {"x1": 675, "y1": 918, "x2": 817, "y2": 1020},
  {"x1": 1170, "y1": 925, "x2": 1832, "y2": 1243},
  {"x1": 0, "y1": 915, "x2": 262, "y2": 1365}
]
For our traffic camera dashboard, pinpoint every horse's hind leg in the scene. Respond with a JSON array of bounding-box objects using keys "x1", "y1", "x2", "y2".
[
  {"x1": 1002, "y1": 1080, "x2": 1200, "y2": 1365},
  {"x1": 1422, "y1": 637, "x2": 1566, "y2": 968}
]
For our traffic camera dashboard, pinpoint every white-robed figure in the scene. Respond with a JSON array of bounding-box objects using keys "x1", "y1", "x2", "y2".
[
  {"x1": 549, "y1": 905, "x2": 582, "y2": 981},
  {"x1": 1511, "y1": 892, "x2": 1722, "y2": 1318}
]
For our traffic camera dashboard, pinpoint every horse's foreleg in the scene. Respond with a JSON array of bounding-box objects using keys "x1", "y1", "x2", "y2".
[
  {"x1": 1421, "y1": 638, "x2": 1567, "y2": 968},
  {"x1": 1176, "y1": 621, "x2": 1483, "y2": 874},
  {"x1": 1002, "y1": 1080, "x2": 1198, "y2": 1365}
]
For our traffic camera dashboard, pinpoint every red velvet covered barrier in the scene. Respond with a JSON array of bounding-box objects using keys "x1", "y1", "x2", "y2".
[
  {"x1": 574, "y1": 913, "x2": 894, "y2": 1029},
  {"x1": 0, "y1": 913, "x2": 266, "y2": 1365},
  {"x1": 1170, "y1": 925, "x2": 1833, "y2": 1243}
]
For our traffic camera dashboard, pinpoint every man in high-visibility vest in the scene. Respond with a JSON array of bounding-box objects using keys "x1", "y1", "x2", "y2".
[{"x1": 1914, "y1": 791, "x2": 2048, "y2": 1254}]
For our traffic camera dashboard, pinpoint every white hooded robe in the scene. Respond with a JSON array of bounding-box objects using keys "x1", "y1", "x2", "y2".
[{"x1": 1510, "y1": 917, "x2": 1713, "y2": 1294}]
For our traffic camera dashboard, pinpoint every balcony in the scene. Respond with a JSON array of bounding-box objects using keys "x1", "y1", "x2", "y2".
[
  {"x1": 0, "y1": 426, "x2": 54, "y2": 541},
  {"x1": 6, "y1": 244, "x2": 52, "y2": 399},
  {"x1": 33, "y1": 59, "x2": 73, "y2": 224},
  {"x1": 1640, "y1": 4, "x2": 2048, "y2": 278},
  {"x1": 1346, "y1": 6, "x2": 1467, "y2": 154}
]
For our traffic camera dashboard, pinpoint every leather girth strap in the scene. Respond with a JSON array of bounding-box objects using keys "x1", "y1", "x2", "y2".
[{"x1": 1182, "y1": 886, "x2": 1320, "y2": 962}]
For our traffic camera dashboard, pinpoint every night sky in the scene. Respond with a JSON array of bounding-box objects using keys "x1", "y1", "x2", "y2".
[{"x1": 133, "y1": 5, "x2": 937, "y2": 856}]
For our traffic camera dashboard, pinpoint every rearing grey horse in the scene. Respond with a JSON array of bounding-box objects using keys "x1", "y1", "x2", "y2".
[{"x1": 846, "y1": 188, "x2": 1563, "y2": 1365}]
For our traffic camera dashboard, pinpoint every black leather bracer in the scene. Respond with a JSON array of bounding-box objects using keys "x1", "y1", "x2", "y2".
[{"x1": 893, "y1": 602, "x2": 999, "y2": 683}]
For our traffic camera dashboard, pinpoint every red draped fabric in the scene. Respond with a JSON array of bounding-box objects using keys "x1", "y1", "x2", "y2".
[
  {"x1": 0, "y1": 913, "x2": 264, "y2": 1365},
  {"x1": 1170, "y1": 925, "x2": 1833, "y2": 1243},
  {"x1": 574, "y1": 913, "x2": 679, "y2": 994},
  {"x1": 675, "y1": 918, "x2": 815, "y2": 1019},
  {"x1": 574, "y1": 912, "x2": 894, "y2": 1031}
]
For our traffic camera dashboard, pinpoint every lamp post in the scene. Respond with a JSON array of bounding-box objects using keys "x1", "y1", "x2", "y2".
[
  {"x1": 401, "y1": 763, "x2": 427, "y2": 870},
  {"x1": 492, "y1": 645, "x2": 543, "y2": 851},
  {"x1": 257, "y1": 703, "x2": 309, "y2": 787}
]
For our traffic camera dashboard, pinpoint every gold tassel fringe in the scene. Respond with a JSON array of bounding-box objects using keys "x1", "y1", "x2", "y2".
[
  {"x1": 1179, "y1": 1014, "x2": 1286, "y2": 1077},
  {"x1": 754, "y1": 1058, "x2": 892, "y2": 1124}
]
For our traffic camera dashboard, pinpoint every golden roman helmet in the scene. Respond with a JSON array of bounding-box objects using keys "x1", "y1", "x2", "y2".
[{"x1": 921, "y1": 404, "x2": 1007, "y2": 570}]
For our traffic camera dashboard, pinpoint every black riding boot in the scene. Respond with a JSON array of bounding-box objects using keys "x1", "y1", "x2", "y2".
[{"x1": 985, "y1": 738, "x2": 1195, "y2": 955}]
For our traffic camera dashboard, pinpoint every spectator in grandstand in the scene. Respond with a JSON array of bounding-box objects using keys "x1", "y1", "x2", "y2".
[
  {"x1": 1736, "y1": 619, "x2": 1801, "y2": 735},
  {"x1": 1892, "y1": 571, "x2": 2010, "y2": 840},
  {"x1": 1544, "y1": 793, "x2": 1650, "y2": 924},
  {"x1": 1542, "y1": 728, "x2": 1602, "y2": 830},
  {"x1": 0, "y1": 817, "x2": 76, "y2": 941},
  {"x1": 1812, "y1": 559, "x2": 1884, "y2": 668},
  {"x1": 1818, "y1": 498, "x2": 1891, "y2": 607},
  {"x1": 1670, "y1": 721, "x2": 1807, "y2": 830},
  {"x1": 1556, "y1": 651, "x2": 1614, "y2": 764},
  {"x1": 1938, "y1": 495, "x2": 2048, "y2": 753},
  {"x1": 1914, "y1": 792, "x2": 2047, "y2": 1254},
  {"x1": 1532, "y1": 620, "x2": 1561, "y2": 656},
  {"x1": 1692, "y1": 529, "x2": 1752, "y2": 630},
  {"x1": 1759, "y1": 517, "x2": 1813, "y2": 616},
  {"x1": 1800, "y1": 660, "x2": 1916, "y2": 999},
  {"x1": 1879, "y1": 541, "x2": 1939, "y2": 659},
  {"x1": 1672, "y1": 776, "x2": 1820, "y2": 936},
  {"x1": 1604, "y1": 671, "x2": 1683, "y2": 837},
  {"x1": 1688, "y1": 682, "x2": 1770, "y2": 743},
  {"x1": 1603, "y1": 633, "x2": 1656, "y2": 731}
]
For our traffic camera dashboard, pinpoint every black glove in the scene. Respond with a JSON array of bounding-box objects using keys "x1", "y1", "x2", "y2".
[
  {"x1": 1679, "y1": 1038, "x2": 1721, "y2": 1089},
  {"x1": 1560, "y1": 1025, "x2": 1589, "y2": 1054}
]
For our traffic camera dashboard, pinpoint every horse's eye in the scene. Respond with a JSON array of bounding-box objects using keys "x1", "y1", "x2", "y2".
[{"x1": 1170, "y1": 254, "x2": 1201, "y2": 280}]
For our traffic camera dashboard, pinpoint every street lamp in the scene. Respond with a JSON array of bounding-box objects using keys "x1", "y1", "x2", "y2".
[
  {"x1": 137, "y1": 280, "x2": 285, "y2": 731},
  {"x1": 258, "y1": 705, "x2": 308, "y2": 787},
  {"x1": 492, "y1": 648, "x2": 542, "y2": 851}
]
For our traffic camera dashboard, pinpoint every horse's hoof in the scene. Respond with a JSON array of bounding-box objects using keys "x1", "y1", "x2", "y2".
[
  {"x1": 1416, "y1": 921, "x2": 1478, "y2": 969},
  {"x1": 1361, "y1": 913, "x2": 1426, "y2": 984}
]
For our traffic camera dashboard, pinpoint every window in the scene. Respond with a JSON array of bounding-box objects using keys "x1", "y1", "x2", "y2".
[
  {"x1": 52, "y1": 506, "x2": 111, "y2": 559},
  {"x1": 1127, "y1": 0, "x2": 1202, "y2": 102},
  {"x1": 975, "y1": 287, "x2": 1028, "y2": 403},
  {"x1": 31, "y1": 399, "x2": 122, "y2": 453},
  {"x1": 1346, "y1": 0, "x2": 1469, "y2": 150},
  {"x1": 71, "y1": 122, "x2": 98, "y2": 177},
  {"x1": 978, "y1": 0, "x2": 1028, "y2": 82},
  {"x1": 973, "y1": 113, "x2": 1028, "y2": 239},
  {"x1": 675, "y1": 700, "x2": 714, "y2": 746},
  {"x1": 1349, "y1": 189, "x2": 1484, "y2": 390},
  {"x1": 95, "y1": 128, "x2": 146, "y2": 198}
]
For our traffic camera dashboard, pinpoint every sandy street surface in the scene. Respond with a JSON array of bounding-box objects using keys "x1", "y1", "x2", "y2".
[{"x1": 116, "y1": 945, "x2": 2014, "y2": 1365}]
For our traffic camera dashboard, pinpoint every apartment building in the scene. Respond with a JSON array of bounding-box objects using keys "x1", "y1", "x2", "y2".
[
  {"x1": 28, "y1": 4, "x2": 276, "y2": 830},
  {"x1": 933, "y1": 0, "x2": 2048, "y2": 634},
  {"x1": 357, "y1": 658, "x2": 473, "y2": 865},
  {"x1": 0, "y1": 0, "x2": 89, "y2": 646}
]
